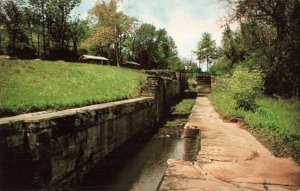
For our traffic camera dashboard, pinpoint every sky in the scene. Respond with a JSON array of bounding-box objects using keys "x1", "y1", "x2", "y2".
[{"x1": 74, "y1": 0, "x2": 235, "y2": 61}]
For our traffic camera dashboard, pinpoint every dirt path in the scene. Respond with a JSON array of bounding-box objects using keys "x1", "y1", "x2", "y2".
[{"x1": 159, "y1": 96, "x2": 300, "y2": 191}]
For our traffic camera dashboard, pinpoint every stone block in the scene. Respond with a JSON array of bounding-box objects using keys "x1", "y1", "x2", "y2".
[
  {"x1": 6, "y1": 134, "x2": 23, "y2": 148},
  {"x1": 63, "y1": 145, "x2": 77, "y2": 160},
  {"x1": 75, "y1": 130, "x2": 87, "y2": 144},
  {"x1": 0, "y1": 72, "x2": 181, "y2": 189}
]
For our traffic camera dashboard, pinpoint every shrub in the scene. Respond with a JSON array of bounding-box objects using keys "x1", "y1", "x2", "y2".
[
  {"x1": 226, "y1": 66, "x2": 263, "y2": 111},
  {"x1": 210, "y1": 58, "x2": 232, "y2": 76},
  {"x1": 187, "y1": 78, "x2": 198, "y2": 92}
]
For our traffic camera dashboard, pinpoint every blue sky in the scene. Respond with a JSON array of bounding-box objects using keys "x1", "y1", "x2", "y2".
[{"x1": 74, "y1": 0, "x2": 235, "y2": 61}]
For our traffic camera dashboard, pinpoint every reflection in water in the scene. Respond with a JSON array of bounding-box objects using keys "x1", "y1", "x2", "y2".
[{"x1": 80, "y1": 138, "x2": 183, "y2": 191}]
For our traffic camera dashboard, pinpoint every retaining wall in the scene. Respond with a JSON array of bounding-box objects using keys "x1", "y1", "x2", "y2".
[{"x1": 0, "y1": 71, "x2": 181, "y2": 189}]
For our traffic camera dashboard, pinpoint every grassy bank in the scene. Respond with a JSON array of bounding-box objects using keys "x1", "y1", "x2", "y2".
[
  {"x1": 171, "y1": 99, "x2": 196, "y2": 117},
  {"x1": 210, "y1": 80, "x2": 300, "y2": 163},
  {"x1": 0, "y1": 59, "x2": 147, "y2": 117},
  {"x1": 154, "y1": 98, "x2": 196, "y2": 139}
]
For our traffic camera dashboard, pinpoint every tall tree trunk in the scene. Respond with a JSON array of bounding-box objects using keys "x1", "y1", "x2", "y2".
[
  {"x1": 0, "y1": 32, "x2": 2, "y2": 53},
  {"x1": 43, "y1": 27, "x2": 46, "y2": 57},
  {"x1": 115, "y1": 41, "x2": 119, "y2": 66},
  {"x1": 73, "y1": 39, "x2": 77, "y2": 54},
  {"x1": 206, "y1": 55, "x2": 209, "y2": 72},
  {"x1": 37, "y1": 33, "x2": 40, "y2": 57},
  {"x1": 115, "y1": 25, "x2": 119, "y2": 66},
  {"x1": 12, "y1": 29, "x2": 16, "y2": 55}
]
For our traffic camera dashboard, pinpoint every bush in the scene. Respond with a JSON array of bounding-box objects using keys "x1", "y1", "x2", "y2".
[
  {"x1": 187, "y1": 78, "x2": 198, "y2": 92},
  {"x1": 210, "y1": 67, "x2": 299, "y2": 163},
  {"x1": 210, "y1": 58, "x2": 232, "y2": 76},
  {"x1": 226, "y1": 66, "x2": 263, "y2": 111}
]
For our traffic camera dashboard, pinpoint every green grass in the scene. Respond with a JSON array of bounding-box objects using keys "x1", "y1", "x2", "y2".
[
  {"x1": 154, "y1": 98, "x2": 195, "y2": 138},
  {"x1": 0, "y1": 59, "x2": 147, "y2": 116},
  {"x1": 171, "y1": 99, "x2": 195, "y2": 116},
  {"x1": 209, "y1": 82, "x2": 300, "y2": 163}
]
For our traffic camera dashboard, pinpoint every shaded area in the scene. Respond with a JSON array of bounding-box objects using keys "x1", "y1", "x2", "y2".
[
  {"x1": 76, "y1": 127, "x2": 183, "y2": 191},
  {"x1": 75, "y1": 99, "x2": 195, "y2": 191}
]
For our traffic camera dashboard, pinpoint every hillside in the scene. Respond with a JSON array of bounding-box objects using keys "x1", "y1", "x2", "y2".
[{"x1": 0, "y1": 60, "x2": 147, "y2": 117}]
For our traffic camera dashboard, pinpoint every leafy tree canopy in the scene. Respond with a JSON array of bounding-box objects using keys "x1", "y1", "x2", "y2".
[{"x1": 195, "y1": 32, "x2": 217, "y2": 71}]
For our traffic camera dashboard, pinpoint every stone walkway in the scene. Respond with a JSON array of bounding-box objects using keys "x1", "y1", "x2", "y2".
[{"x1": 159, "y1": 96, "x2": 300, "y2": 191}]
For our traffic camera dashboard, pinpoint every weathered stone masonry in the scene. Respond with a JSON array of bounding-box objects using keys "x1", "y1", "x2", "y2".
[{"x1": 0, "y1": 71, "x2": 181, "y2": 189}]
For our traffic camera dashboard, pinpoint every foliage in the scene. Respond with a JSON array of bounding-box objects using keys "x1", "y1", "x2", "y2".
[
  {"x1": 210, "y1": 58, "x2": 232, "y2": 76},
  {"x1": 224, "y1": 66, "x2": 263, "y2": 111},
  {"x1": 187, "y1": 78, "x2": 197, "y2": 92},
  {"x1": 221, "y1": 25, "x2": 245, "y2": 68},
  {"x1": 171, "y1": 99, "x2": 195, "y2": 116},
  {"x1": 0, "y1": 0, "x2": 84, "y2": 60},
  {"x1": 0, "y1": 0, "x2": 181, "y2": 68},
  {"x1": 0, "y1": 59, "x2": 147, "y2": 116},
  {"x1": 0, "y1": 0, "x2": 29, "y2": 56},
  {"x1": 210, "y1": 80, "x2": 300, "y2": 162},
  {"x1": 123, "y1": 23, "x2": 180, "y2": 70},
  {"x1": 222, "y1": 0, "x2": 300, "y2": 98},
  {"x1": 194, "y1": 32, "x2": 217, "y2": 71},
  {"x1": 180, "y1": 57, "x2": 199, "y2": 71},
  {"x1": 82, "y1": 0, "x2": 136, "y2": 66},
  {"x1": 69, "y1": 18, "x2": 91, "y2": 54}
]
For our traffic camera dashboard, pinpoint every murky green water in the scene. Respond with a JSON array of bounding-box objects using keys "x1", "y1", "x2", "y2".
[{"x1": 79, "y1": 137, "x2": 183, "y2": 191}]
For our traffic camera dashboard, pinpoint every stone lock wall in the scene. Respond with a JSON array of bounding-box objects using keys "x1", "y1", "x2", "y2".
[
  {"x1": 0, "y1": 98, "x2": 157, "y2": 189},
  {"x1": 144, "y1": 70, "x2": 181, "y2": 108},
  {"x1": 0, "y1": 70, "x2": 181, "y2": 189}
]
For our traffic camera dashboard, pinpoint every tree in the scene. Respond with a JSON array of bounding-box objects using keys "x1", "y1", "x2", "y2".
[
  {"x1": 28, "y1": 0, "x2": 49, "y2": 57},
  {"x1": 0, "y1": 0, "x2": 85, "y2": 59},
  {"x1": 223, "y1": 0, "x2": 300, "y2": 97},
  {"x1": 0, "y1": 1, "x2": 5, "y2": 53},
  {"x1": 28, "y1": 0, "x2": 81, "y2": 59},
  {"x1": 0, "y1": 0, "x2": 28, "y2": 55},
  {"x1": 123, "y1": 23, "x2": 180, "y2": 70},
  {"x1": 69, "y1": 18, "x2": 90, "y2": 54},
  {"x1": 155, "y1": 29, "x2": 180, "y2": 69},
  {"x1": 47, "y1": 0, "x2": 80, "y2": 48},
  {"x1": 124, "y1": 23, "x2": 157, "y2": 68},
  {"x1": 195, "y1": 32, "x2": 217, "y2": 72},
  {"x1": 221, "y1": 25, "x2": 245, "y2": 68},
  {"x1": 82, "y1": 0, "x2": 136, "y2": 66}
]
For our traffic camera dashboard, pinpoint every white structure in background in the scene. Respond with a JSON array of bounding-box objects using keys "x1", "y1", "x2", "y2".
[{"x1": 78, "y1": 55, "x2": 109, "y2": 64}]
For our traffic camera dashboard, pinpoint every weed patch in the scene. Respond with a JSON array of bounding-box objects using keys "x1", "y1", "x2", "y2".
[{"x1": 171, "y1": 99, "x2": 196, "y2": 117}]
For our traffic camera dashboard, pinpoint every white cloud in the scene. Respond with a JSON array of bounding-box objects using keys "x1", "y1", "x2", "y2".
[
  {"x1": 167, "y1": 8, "x2": 224, "y2": 59},
  {"x1": 139, "y1": 14, "x2": 163, "y2": 28},
  {"x1": 74, "y1": 0, "x2": 238, "y2": 60},
  {"x1": 123, "y1": 0, "x2": 233, "y2": 59}
]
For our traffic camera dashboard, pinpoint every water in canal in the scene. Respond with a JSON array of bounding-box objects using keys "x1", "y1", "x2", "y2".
[
  {"x1": 78, "y1": 98, "x2": 194, "y2": 191},
  {"x1": 79, "y1": 136, "x2": 183, "y2": 191}
]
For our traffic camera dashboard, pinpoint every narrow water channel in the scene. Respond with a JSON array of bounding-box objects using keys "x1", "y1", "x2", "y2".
[
  {"x1": 109, "y1": 138, "x2": 182, "y2": 191},
  {"x1": 76, "y1": 98, "x2": 195, "y2": 191},
  {"x1": 78, "y1": 136, "x2": 183, "y2": 191}
]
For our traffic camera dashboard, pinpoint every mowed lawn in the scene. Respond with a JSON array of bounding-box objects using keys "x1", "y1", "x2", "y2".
[{"x1": 0, "y1": 59, "x2": 147, "y2": 116}]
